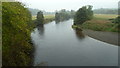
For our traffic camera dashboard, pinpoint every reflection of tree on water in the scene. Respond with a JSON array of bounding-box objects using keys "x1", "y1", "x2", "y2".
[
  {"x1": 55, "y1": 20, "x2": 60, "y2": 24},
  {"x1": 37, "y1": 25, "x2": 44, "y2": 36},
  {"x1": 55, "y1": 19, "x2": 70, "y2": 24},
  {"x1": 74, "y1": 28, "x2": 85, "y2": 40}
]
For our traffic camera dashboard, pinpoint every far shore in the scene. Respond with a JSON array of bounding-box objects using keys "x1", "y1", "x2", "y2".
[{"x1": 82, "y1": 29, "x2": 119, "y2": 46}]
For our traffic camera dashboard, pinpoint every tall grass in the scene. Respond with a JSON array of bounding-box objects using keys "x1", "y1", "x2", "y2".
[{"x1": 79, "y1": 14, "x2": 119, "y2": 32}]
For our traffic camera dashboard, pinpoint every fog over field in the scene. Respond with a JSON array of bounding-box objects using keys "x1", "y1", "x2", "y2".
[{"x1": 19, "y1": 0, "x2": 119, "y2": 12}]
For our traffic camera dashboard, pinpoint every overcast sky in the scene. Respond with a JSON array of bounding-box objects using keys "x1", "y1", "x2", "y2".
[{"x1": 18, "y1": 0, "x2": 119, "y2": 12}]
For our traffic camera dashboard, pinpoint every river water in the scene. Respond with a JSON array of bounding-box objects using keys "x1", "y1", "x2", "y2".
[{"x1": 31, "y1": 19, "x2": 118, "y2": 66}]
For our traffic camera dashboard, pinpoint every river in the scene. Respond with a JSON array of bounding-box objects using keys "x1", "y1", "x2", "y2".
[{"x1": 31, "y1": 19, "x2": 118, "y2": 66}]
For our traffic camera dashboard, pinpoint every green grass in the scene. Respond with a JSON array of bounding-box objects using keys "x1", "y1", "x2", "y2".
[
  {"x1": 93, "y1": 14, "x2": 118, "y2": 20},
  {"x1": 44, "y1": 15, "x2": 55, "y2": 23},
  {"x1": 32, "y1": 14, "x2": 55, "y2": 23},
  {"x1": 76, "y1": 14, "x2": 119, "y2": 32},
  {"x1": 44, "y1": 14, "x2": 55, "y2": 19},
  {"x1": 32, "y1": 16, "x2": 36, "y2": 20}
]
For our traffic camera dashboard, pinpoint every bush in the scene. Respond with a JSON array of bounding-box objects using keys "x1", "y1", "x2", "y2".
[
  {"x1": 74, "y1": 5, "x2": 93, "y2": 25},
  {"x1": 36, "y1": 11, "x2": 44, "y2": 25},
  {"x1": 2, "y1": 2, "x2": 33, "y2": 66}
]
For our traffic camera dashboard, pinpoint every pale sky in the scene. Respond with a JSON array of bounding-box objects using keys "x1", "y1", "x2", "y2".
[{"x1": 18, "y1": 0, "x2": 119, "y2": 12}]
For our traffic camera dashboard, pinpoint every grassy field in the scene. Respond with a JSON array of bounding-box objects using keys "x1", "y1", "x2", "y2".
[
  {"x1": 44, "y1": 14, "x2": 55, "y2": 23},
  {"x1": 32, "y1": 14, "x2": 55, "y2": 23},
  {"x1": 32, "y1": 14, "x2": 55, "y2": 20},
  {"x1": 32, "y1": 15, "x2": 37, "y2": 20},
  {"x1": 44, "y1": 14, "x2": 55, "y2": 19},
  {"x1": 93, "y1": 14, "x2": 118, "y2": 20},
  {"x1": 78, "y1": 14, "x2": 119, "y2": 32}
]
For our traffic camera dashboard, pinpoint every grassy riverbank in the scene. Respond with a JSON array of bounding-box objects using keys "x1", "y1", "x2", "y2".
[
  {"x1": 73, "y1": 14, "x2": 119, "y2": 32},
  {"x1": 32, "y1": 14, "x2": 55, "y2": 24}
]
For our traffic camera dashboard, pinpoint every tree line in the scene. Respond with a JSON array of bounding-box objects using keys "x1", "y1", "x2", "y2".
[
  {"x1": 29, "y1": 8, "x2": 55, "y2": 16},
  {"x1": 55, "y1": 9, "x2": 75, "y2": 22},
  {"x1": 2, "y1": 2, "x2": 33, "y2": 66},
  {"x1": 93, "y1": 8, "x2": 118, "y2": 14}
]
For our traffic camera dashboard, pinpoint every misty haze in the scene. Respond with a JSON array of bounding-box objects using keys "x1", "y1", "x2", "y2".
[{"x1": 1, "y1": 0, "x2": 120, "y2": 67}]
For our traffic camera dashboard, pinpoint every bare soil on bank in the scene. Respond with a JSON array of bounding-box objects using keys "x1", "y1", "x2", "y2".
[{"x1": 83, "y1": 29, "x2": 120, "y2": 46}]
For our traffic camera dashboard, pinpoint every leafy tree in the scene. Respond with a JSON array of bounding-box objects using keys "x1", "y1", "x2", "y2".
[
  {"x1": 114, "y1": 16, "x2": 120, "y2": 23},
  {"x1": 36, "y1": 11, "x2": 44, "y2": 25},
  {"x1": 114, "y1": 16, "x2": 120, "y2": 28},
  {"x1": 55, "y1": 9, "x2": 75, "y2": 22},
  {"x1": 74, "y1": 5, "x2": 93, "y2": 25},
  {"x1": 55, "y1": 12, "x2": 60, "y2": 22},
  {"x1": 2, "y1": 2, "x2": 33, "y2": 66}
]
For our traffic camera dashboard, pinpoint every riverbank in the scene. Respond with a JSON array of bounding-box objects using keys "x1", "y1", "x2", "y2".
[
  {"x1": 80, "y1": 14, "x2": 119, "y2": 32},
  {"x1": 72, "y1": 14, "x2": 119, "y2": 46},
  {"x1": 83, "y1": 29, "x2": 119, "y2": 46}
]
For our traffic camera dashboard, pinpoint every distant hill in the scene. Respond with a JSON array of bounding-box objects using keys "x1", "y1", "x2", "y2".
[
  {"x1": 28, "y1": 8, "x2": 55, "y2": 16},
  {"x1": 93, "y1": 8, "x2": 118, "y2": 14}
]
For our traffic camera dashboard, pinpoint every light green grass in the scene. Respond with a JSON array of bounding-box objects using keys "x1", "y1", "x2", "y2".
[
  {"x1": 93, "y1": 14, "x2": 118, "y2": 20},
  {"x1": 32, "y1": 16, "x2": 36, "y2": 20},
  {"x1": 32, "y1": 14, "x2": 55, "y2": 20},
  {"x1": 32, "y1": 14, "x2": 55, "y2": 23},
  {"x1": 44, "y1": 14, "x2": 55, "y2": 19},
  {"x1": 76, "y1": 14, "x2": 119, "y2": 32}
]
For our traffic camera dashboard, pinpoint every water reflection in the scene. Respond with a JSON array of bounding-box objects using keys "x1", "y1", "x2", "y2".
[
  {"x1": 37, "y1": 25, "x2": 44, "y2": 36},
  {"x1": 55, "y1": 19, "x2": 70, "y2": 24},
  {"x1": 31, "y1": 19, "x2": 118, "y2": 66},
  {"x1": 74, "y1": 29, "x2": 85, "y2": 40},
  {"x1": 55, "y1": 20, "x2": 60, "y2": 24}
]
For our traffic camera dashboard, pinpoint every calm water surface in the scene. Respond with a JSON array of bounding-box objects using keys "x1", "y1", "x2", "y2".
[{"x1": 31, "y1": 19, "x2": 118, "y2": 66}]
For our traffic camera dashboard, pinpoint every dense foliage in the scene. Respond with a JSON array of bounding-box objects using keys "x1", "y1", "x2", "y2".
[
  {"x1": 2, "y1": 2, "x2": 33, "y2": 66},
  {"x1": 36, "y1": 11, "x2": 44, "y2": 25},
  {"x1": 55, "y1": 9, "x2": 75, "y2": 22},
  {"x1": 114, "y1": 16, "x2": 120, "y2": 29},
  {"x1": 74, "y1": 5, "x2": 93, "y2": 25},
  {"x1": 114, "y1": 16, "x2": 120, "y2": 23}
]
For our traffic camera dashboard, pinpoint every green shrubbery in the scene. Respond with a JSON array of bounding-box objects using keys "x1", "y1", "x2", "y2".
[
  {"x1": 74, "y1": 5, "x2": 93, "y2": 25},
  {"x1": 80, "y1": 20, "x2": 119, "y2": 32},
  {"x1": 36, "y1": 11, "x2": 44, "y2": 25},
  {"x1": 55, "y1": 9, "x2": 75, "y2": 22},
  {"x1": 2, "y1": 2, "x2": 33, "y2": 66}
]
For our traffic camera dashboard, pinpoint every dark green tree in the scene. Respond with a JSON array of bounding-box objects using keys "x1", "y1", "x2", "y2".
[
  {"x1": 87, "y1": 5, "x2": 93, "y2": 20},
  {"x1": 55, "y1": 9, "x2": 74, "y2": 22},
  {"x1": 114, "y1": 16, "x2": 120, "y2": 23},
  {"x1": 74, "y1": 5, "x2": 93, "y2": 25},
  {"x1": 36, "y1": 11, "x2": 44, "y2": 25},
  {"x1": 55, "y1": 12, "x2": 60, "y2": 22}
]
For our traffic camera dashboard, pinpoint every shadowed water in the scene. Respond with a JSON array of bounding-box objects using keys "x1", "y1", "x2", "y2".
[{"x1": 31, "y1": 19, "x2": 118, "y2": 66}]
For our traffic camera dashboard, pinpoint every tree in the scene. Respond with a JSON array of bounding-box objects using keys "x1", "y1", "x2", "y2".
[
  {"x1": 74, "y1": 5, "x2": 93, "y2": 25},
  {"x1": 2, "y1": 2, "x2": 33, "y2": 66},
  {"x1": 114, "y1": 16, "x2": 120, "y2": 28},
  {"x1": 55, "y1": 9, "x2": 75, "y2": 22},
  {"x1": 36, "y1": 11, "x2": 44, "y2": 25},
  {"x1": 55, "y1": 12, "x2": 60, "y2": 22},
  {"x1": 114, "y1": 16, "x2": 120, "y2": 23}
]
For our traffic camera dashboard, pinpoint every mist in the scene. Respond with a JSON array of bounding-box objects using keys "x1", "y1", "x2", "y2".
[{"x1": 19, "y1": 0, "x2": 119, "y2": 12}]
